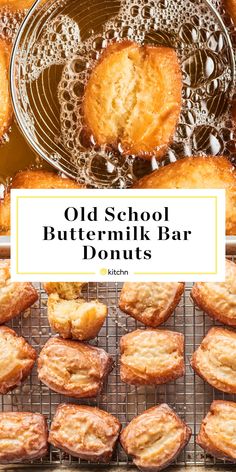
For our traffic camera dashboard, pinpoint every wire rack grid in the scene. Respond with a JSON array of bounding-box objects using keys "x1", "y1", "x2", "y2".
[{"x1": 1, "y1": 259, "x2": 236, "y2": 468}]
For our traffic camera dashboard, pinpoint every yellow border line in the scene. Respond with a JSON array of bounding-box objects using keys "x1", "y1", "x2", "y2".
[
  {"x1": 16, "y1": 195, "x2": 216, "y2": 199},
  {"x1": 134, "y1": 272, "x2": 216, "y2": 275},
  {"x1": 18, "y1": 272, "x2": 96, "y2": 275},
  {"x1": 15, "y1": 195, "x2": 219, "y2": 276}
]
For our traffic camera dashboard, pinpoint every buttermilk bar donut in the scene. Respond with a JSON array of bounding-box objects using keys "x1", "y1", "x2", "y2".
[
  {"x1": 43, "y1": 282, "x2": 86, "y2": 299},
  {"x1": 49, "y1": 404, "x2": 121, "y2": 462},
  {"x1": 133, "y1": 156, "x2": 236, "y2": 235},
  {"x1": 0, "y1": 39, "x2": 12, "y2": 140},
  {"x1": 120, "y1": 329, "x2": 184, "y2": 385},
  {"x1": 191, "y1": 327, "x2": 236, "y2": 393},
  {"x1": 0, "y1": 169, "x2": 83, "y2": 235},
  {"x1": 0, "y1": 326, "x2": 36, "y2": 394},
  {"x1": 38, "y1": 337, "x2": 113, "y2": 398},
  {"x1": 197, "y1": 400, "x2": 236, "y2": 461},
  {"x1": 119, "y1": 282, "x2": 184, "y2": 327},
  {"x1": 0, "y1": 412, "x2": 48, "y2": 462},
  {"x1": 47, "y1": 293, "x2": 108, "y2": 340},
  {"x1": 0, "y1": 0, "x2": 47, "y2": 10},
  {"x1": 224, "y1": 0, "x2": 236, "y2": 24},
  {"x1": 83, "y1": 41, "x2": 182, "y2": 159},
  {"x1": 191, "y1": 259, "x2": 236, "y2": 327},
  {"x1": 120, "y1": 404, "x2": 191, "y2": 471},
  {"x1": 0, "y1": 259, "x2": 38, "y2": 324}
]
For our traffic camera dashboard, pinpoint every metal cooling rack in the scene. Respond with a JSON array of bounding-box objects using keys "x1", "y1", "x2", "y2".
[{"x1": 0, "y1": 259, "x2": 235, "y2": 468}]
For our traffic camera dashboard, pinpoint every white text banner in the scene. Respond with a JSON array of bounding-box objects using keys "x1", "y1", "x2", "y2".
[{"x1": 11, "y1": 189, "x2": 225, "y2": 282}]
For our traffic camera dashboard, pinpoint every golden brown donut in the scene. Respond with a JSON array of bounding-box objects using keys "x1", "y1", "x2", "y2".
[
  {"x1": 119, "y1": 282, "x2": 184, "y2": 327},
  {"x1": 48, "y1": 293, "x2": 108, "y2": 340},
  {"x1": 83, "y1": 41, "x2": 182, "y2": 159},
  {"x1": 0, "y1": 259, "x2": 38, "y2": 324},
  {"x1": 0, "y1": 412, "x2": 48, "y2": 462},
  {"x1": 43, "y1": 281, "x2": 86, "y2": 299},
  {"x1": 197, "y1": 400, "x2": 236, "y2": 461},
  {"x1": 191, "y1": 259, "x2": 236, "y2": 327},
  {"x1": 38, "y1": 337, "x2": 113, "y2": 398},
  {"x1": 120, "y1": 329, "x2": 184, "y2": 386},
  {"x1": 49, "y1": 403, "x2": 121, "y2": 462},
  {"x1": 191, "y1": 327, "x2": 236, "y2": 393},
  {"x1": 224, "y1": 0, "x2": 236, "y2": 24},
  {"x1": 0, "y1": 170, "x2": 83, "y2": 235},
  {"x1": 0, "y1": 326, "x2": 36, "y2": 394},
  {"x1": 0, "y1": 193, "x2": 10, "y2": 236},
  {"x1": 120, "y1": 404, "x2": 191, "y2": 471},
  {"x1": 0, "y1": 39, "x2": 12, "y2": 140},
  {"x1": 0, "y1": 0, "x2": 47, "y2": 10},
  {"x1": 133, "y1": 156, "x2": 236, "y2": 236}
]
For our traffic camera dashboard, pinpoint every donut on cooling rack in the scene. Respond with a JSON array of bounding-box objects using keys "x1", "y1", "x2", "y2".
[
  {"x1": 83, "y1": 41, "x2": 182, "y2": 160},
  {"x1": 43, "y1": 281, "x2": 86, "y2": 299},
  {"x1": 191, "y1": 259, "x2": 236, "y2": 327},
  {"x1": 0, "y1": 412, "x2": 48, "y2": 462},
  {"x1": 119, "y1": 282, "x2": 184, "y2": 327},
  {"x1": 120, "y1": 329, "x2": 184, "y2": 386},
  {"x1": 47, "y1": 293, "x2": 108, "y2": 340},
  {"x1": 191, "y1": 327, "x2": 236, "y2": 393},
  {"x1": 133, "y1": 156, "x2": 236, "y2": 236},
  {"x1": 120, "y1": 404, "x2": 191, "y2": 471},
  {"x1": 0, "y1": 170, "x2": 83, "y2": 235},
  {"x1": 38, "y1": 337, "x2": 113, "y2": 398},
  {"x1": 0, "y1": 259, "x2": 38, "y2": 324},
  {"x1": 49, "y1": 403, "x2": 121, "y2": 462},
  {"x1": 197, "y1": 400, "x2": 236, "y2": 461},
  {"x1": 0, "y1": 326, "x2": 36, "y2": 394}
]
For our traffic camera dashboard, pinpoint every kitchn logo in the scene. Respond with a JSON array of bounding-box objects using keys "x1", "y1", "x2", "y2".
[{"x1": 100, "y1": 268, "x2": 129, "y2": 276}]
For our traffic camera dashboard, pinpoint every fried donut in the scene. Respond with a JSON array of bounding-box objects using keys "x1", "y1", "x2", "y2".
[
  {"x1": 0, "y1": 39, "x2": 12, "y2": 140},
  {"x1": 43, "y1": 281, "x2": 86, "y2": 299},
  {"x1": 38, "y1": 337, "x2": 113, "y2": 398},
  {"x1": 0, "y1": 259, "x2": 38, "y2": 324},
  {"x1": 0, "y1": 0, "x2": 46, "y2": 10},
  {"x1": 133, "y1": 156, "x2": 236, "y2": 236},
  {"x1": 191, "y1": 259, "x2": 236, "y2": 327},
  {"x1": 120, "y1": 329, "x2": 184, "y2": 385},
  {"x1": 191, "y1": 327, "x2": 236, "y2": 393},
  {"x1": 224, "y1": 0, "x2": 236, "y2": 24},
  {"x1": 83, "y1": 41, "x2": 182, "y2": 159},
  {"x1": 0, "y1": 326, "x2": 36, "y2": 394},
  {"x1": 0, "y1": 169, "x2": 83, "y2": 234},
  {"x1": 119, "y1": 282, "x2": 184, "y2": 327},
  {"x1": 0, "y1": 412, "x2": 48, "y2": 462},
  {"x1": 120, "y1": 404, "x2": 191, "y2": 471},
  {"x1": 49, "y1": 404, "x2": 121, "y2": 462},
  {"x1": 197, "y1": 400, "x2": 236, "y2": 461},
  {"x1": 48, "y1": 293, "x2": 108, "y2": 340}
]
